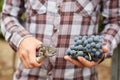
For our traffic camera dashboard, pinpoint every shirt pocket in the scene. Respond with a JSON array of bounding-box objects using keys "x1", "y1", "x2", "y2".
[
  {"x1": 29, "y1": 0, "x2": 47, "y2": 15},
  {"x1": 74, "y1": 0, "x2": 99, "y2": 16}
]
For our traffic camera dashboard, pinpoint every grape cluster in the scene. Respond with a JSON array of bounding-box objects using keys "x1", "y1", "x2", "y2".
[{"x1": 66, "y1": 35, "x2": 103, "y2": 62}]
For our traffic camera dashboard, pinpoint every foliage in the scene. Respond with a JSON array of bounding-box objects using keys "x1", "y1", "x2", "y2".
[
  {"x1": 0, "y1": 0, "x2": 4, "y2": 12},
  {"x1": 98, "y1": 15, "x2": 104, "y2": 33},
  {"x1": 0, "y1": 0, "x2": 4, "y2": 39}
]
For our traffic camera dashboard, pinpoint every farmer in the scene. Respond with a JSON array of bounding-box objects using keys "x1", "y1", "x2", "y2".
[{"x1": 1, "y1": 0, "x2": 120, "y2": 80}]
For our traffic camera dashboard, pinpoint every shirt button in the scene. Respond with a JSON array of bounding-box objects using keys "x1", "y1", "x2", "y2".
[
  {"x1": 57, "y1": 3, "x2": 62, "y2": 14},
  {"x1": 57, "y1": 3, "x2": 62, "y2": 9},
  {"x1": 53, "y1": 28, "x2": 57, "y2": 33}
]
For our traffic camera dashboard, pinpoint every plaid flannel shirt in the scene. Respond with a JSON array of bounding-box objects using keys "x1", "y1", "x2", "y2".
[{"x1": 1, "y1": 0, "x2": 120, "y2": 80}]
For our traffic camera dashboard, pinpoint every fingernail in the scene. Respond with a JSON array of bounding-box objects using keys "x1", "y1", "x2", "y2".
[{"x1": 78, "y1": 57, "x2": 82, "y2": 61}]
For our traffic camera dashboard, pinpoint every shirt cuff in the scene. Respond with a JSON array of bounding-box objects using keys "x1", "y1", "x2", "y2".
[{"x1": 101, "y1": 35, "x2": 112, "y2": 58}]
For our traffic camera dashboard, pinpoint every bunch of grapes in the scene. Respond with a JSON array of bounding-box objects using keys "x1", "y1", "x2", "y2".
[{"x1": 66, "y1": 35, "x2": 103, "y2": 62}]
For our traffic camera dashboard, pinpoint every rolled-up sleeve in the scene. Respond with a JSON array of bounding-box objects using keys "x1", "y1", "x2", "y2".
[
  {"x1": 101, "y1": 0, "x2": 120, "y2": 57},
  {"x1": 1, "y1": 0, "x2": 32, "y2": 51}
]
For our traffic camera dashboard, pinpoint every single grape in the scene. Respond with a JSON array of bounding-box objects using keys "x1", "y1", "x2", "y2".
[
  {"x1": 90, "y1": 53, "x2": 95, "y2": 57},
  {"x1": 75, "y1": 40, "x2": 82, "y2": 46},
  {"x1": 98, "y1": 49, "x2": 103, "y2": 53},
  {"x1": 93, "y1": 36, "x2": 100, "y2": 42},
  {"x1": 96, "y1": 51, "x2": 103, "y2": 58},
  {"x1": 98, "y1": 42, "x2": 103, "y2": 47},
  {"x1": 82, "y1": 37, "x2": 87, "y2": 42},
  {"x1": 76, "y1": 51, "x2": 84, "y2": 56},
  {"x1": 83, "y1": 40, "x2": 88, "y2": 46},
  {"x1": 83, "y1": 53, "x2": 87, "y2": 57},
  {"x1": 66, "y1": 48, "x2": 71, "y2": 55},
  {"x1": 95, "y1": 51, "x2": 101, "y2": 56},
  {"x1": 86, "y1": 44, "x2": 91, "y2": 49},
  {"x1": 74, "y1": 37, "x2": 80, "y2": 42},
  {"x1": 91, "y1": 42, "x2": 96, "y2": 47},
  {"x1": 84, "y1": 55, "x2": 89, "y2": 60},
  {"x1": 70, "y1": 45, "x2": 75, "y2": 50},
  {"x1": 77, "y1": 45, "x2": 84, "y2": 50},
  {"x1": 70, "y1": 50, "x2": 76, "y2": 55},
  {"x1": 96, "y1": 43, "x2": 101, "y2": 49},
  {"x1": 71, "y1": 53, "x2": 77, "y2": 59},
  {"x1": 87, "y1": 37, "x2": 93, "y2": 43},
  {"x1": 92, "y1": 48, "x2": 97, "y2": 53},
  {"x1": 86, "y1": 48, "x2": 92, "y2": 53}
]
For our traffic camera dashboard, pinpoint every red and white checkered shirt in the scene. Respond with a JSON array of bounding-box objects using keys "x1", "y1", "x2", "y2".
[{"x1": 1, "y1": 0, "x2": 120, "y2": 80}]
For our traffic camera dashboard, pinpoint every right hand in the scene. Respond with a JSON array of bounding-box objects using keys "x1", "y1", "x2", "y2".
[
  {"x1": 64, "y1": 45, "x2": 109, "y2": 68},
  {"x1": 18, "y1": 37, "x2": 43, "y2": 69}
]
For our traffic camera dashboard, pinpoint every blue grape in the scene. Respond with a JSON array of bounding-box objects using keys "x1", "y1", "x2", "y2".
[
  {"x1": 95, "y1": 51, "x2": 101, "y2": 56},
  {"x1": 98, "y1": 42, "x2": 103, "y2": 46},
  {"x1": 70, "y1": 45, "x2": 75, "y2": 50},
  {"x1": 91, "y1": 42, "x2": 96, "y2": 47},
  {"x1": 77, "y1": 45, "x2": 83, "y2": 50},
  {"x1": 71, "y1": 50, "x2": 76, "y2": 54},
  {"x1": 90, "y1": 53, "x2": 95, "y2": 57},
  {"x1": 66, "y1": 48, "x2": 71, "y2": 55},
  {"x1": 86, "y1": 44, "x2": 91, "y2": 49},
  {"x1": 83, "y1": 53, "x2": 87, "y2": 57},
  {"x1": 74, "y1": 37, "x2": 79, "y2": 42},
  {"x1": 82, "y1": 37, "x2": 87, "y2": 42},
  {"x1": 99, "y1": 49, "x2": 103, "y2": 53},
  {"x1": 83, "y1": 40, "x2": 88, "y2": 46},
  {"x1": 71, "y1": 53, "x2": 77, "y2": 59},
  {"x1": 86, "y1": 48, "x2": 92, "y2": 53},
  {"x1": 83, "y1": 46, "x2": 87, "y2": 51},
  {"x1": 76, "y1": 51, "x2": 84, "y2": 56},
  {"x1": 93, "y1": 36, "x2": 100, "y2": 42},
  {"x1": 87, "y1": 37, "x2": 93, "y2": 43},
  {"x1": 96, "y1": 43, "x2": 101, "y2": 48},
  {"x1": 92, "y1": 48, "x2": 97, "y2": 53},
  {"x1": 76, "y1": 40, "x2": 82, "y2": 45},
  {"x1": 84, "y1": 55, "x2": 89, "y2": 60},
  {"x1": 74, "y1": 46, "x2": 79, "y2": 50}
]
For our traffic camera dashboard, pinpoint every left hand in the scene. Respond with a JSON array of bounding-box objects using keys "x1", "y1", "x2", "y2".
[{"x1": 64, "y1": 45, "x2": 108, "y2": 68}]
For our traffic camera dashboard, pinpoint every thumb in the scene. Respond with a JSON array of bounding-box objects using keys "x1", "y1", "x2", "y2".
[{"x1": 102, "y1": 45, "x2": 109, "y2": 53}]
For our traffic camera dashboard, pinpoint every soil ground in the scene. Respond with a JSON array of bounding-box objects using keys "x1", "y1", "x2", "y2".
[{"x1": 0, "y1": 40, "x2": 111, "y2": 80}]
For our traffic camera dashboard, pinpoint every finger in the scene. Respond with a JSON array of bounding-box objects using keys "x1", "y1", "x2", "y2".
[
  {"x1": 102, "y1": 45, "x2": 109, "y2": 53},
  {"x1": 20, "y1": 50, "x2": 31, "y2": 68},
  {"x1": 64, "y1": 55, "x2": 83, "y2": 67},
  {"x1": 77, "y1": 56, "x2": 98, "y2": 68},
  {"x1": 18, "y1": 50, "x2": 30, "y2": 68},
  {"x1": 19, "y1": 55, "x2": 29, "y2": 68},
  {"x1": 18, "y1": 47, "x2": 36, "y2": 68},
  {"x1": 28, "y1": 49, "x2": 43, "y2": 68}
]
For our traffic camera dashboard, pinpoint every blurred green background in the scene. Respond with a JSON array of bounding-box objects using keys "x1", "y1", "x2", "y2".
[
  {"x1": 0, "y1": 0, "x2": 3, "y2": 11},
  {"x1": 0, "y1": 0, "x2": 4, "y2": 38},
  {"x1": 0, "y1": 0, "x2": 111, "y2": 80}
]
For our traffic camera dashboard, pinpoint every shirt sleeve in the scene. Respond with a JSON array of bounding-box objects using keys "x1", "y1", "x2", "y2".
[
  {"x1": 1, "y1": 0, "x2": 32, "y2": 51},
  {"x1": 101, "y1": 0, "x2": 120, "y2": 57}
]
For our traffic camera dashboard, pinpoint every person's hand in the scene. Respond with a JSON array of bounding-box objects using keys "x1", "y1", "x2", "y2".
[
  {"x1": 64, "y1": 45, "x2": 109, "y2": 68},
  {"x1": 18, "y1": 37, "x2": 43, "y2": 69}
]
